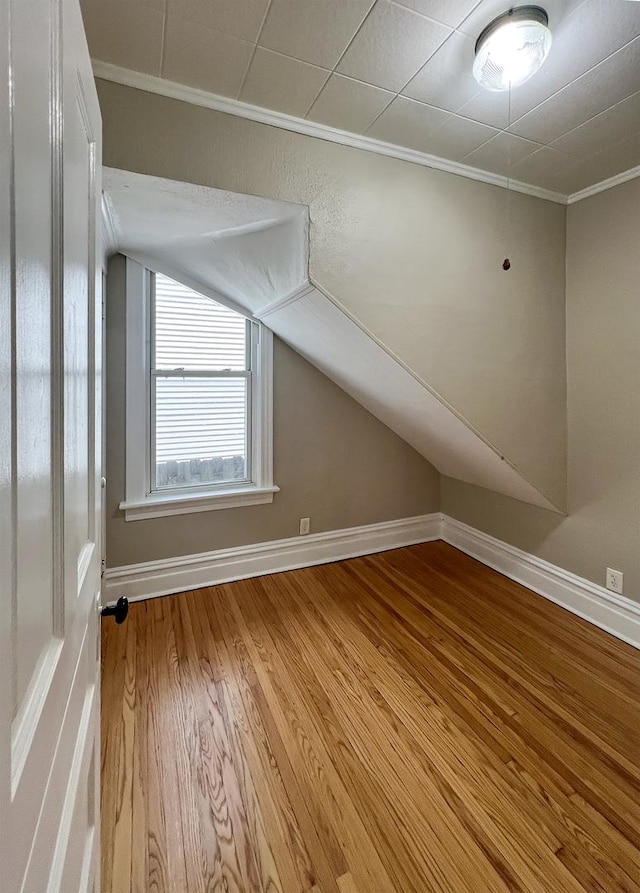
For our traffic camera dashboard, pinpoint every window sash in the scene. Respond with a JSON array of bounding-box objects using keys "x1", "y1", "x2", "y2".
[
  {"x1": 149, "y1": 272, "x2": 254, "y2": 495},
  {"x1": 151, "y1": 271, "x2": 250, "y2": 372}
]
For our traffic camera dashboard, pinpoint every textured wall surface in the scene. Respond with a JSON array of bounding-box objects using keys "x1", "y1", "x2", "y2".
[
  {"x1": 97, "y1": 79, "x2": 567, "y2": 509},
  {"x1": 105, "y1": 254, "x2": 440, "y2": 567},
  {"x1": 443, "y1": 179, "x2": 640, "y2": 601}
]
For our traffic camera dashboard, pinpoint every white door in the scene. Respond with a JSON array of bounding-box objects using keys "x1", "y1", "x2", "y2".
[{"x1": 0, "y1": 0, "x2": 103, "y2": 890}]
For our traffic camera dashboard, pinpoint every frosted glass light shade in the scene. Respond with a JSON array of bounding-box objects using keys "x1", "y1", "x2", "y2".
[{"x1": 473, "y1": 6, "x2": 552, "y2": 92}]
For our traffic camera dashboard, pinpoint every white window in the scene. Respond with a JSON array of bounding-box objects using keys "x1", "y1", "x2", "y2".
[{"x1": 120, "y1": 260, "x2": 277, "y2": 520}]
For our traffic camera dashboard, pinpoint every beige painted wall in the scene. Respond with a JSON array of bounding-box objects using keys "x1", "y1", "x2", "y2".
[
  {"x1": 106, "y1": 254, "x2": 439, "y2": 568},
  {"x1": 96, "y1": 79, "x2": 567, "y2": 509},
  {"x1": 443, "y1": 179, "x2": 640, "y2": 601}
]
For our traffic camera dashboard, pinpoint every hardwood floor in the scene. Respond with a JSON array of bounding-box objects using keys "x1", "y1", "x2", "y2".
[{"x1": 101, "y1": 542, "x2": 640, "y2": 892}]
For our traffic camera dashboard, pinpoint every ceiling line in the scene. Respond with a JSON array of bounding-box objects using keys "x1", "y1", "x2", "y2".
[
  {"x1": 158, "y1": 0, "x2": 168, "y2": 78},
  {"x1": 547, "y1": 90, "x2": 640, "y2": 151},
  {"x1": 92, "y1": 60, "x2": 640, "y2": 204},
  {"x1": 359, "y1": 21, "x2": 457, "y2": 138},
  {"x1": 236, "y1": 0, "x2": 274, "y2": 100},
  {"x1": 154, "y1": 5, "x2": 636, "y2": 138},
  {"x1": 505, "y1": 34, "x2": 640, "y2": 135},
  {"x1": 567, "y1": 164, "x2": 640, "y2": 204},
  {"x1": 155, "y1": 0, "x2": 636, "y2": 137},
  {"x1": 93, "y1": 60, "x2": 565, "y2": 202}
]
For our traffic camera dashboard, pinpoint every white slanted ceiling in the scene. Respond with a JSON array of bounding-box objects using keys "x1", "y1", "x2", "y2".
[
  {"x1": 104, "y1": 168, "x2": 560, "y2": 512},
  {"x1": 103, "y1": 167, "x2": 308, "y2": 313}
]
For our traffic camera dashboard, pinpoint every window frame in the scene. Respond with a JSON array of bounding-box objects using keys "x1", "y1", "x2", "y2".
[{"x1": 119, "y1": 258, "x2": 277, "y2": 521}]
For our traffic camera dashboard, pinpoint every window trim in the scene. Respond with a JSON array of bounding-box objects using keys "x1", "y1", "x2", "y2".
[{"x1": 119, "y1": 258, "x2": 277, "y2": 521}]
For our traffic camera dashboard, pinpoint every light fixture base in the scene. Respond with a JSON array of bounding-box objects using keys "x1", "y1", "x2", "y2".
[
  {"x1": 473, "y1": 6, "x2": 552, "y2": 92},
  {"x1": 475, "y1": 6, "x2": 549, "y2": 55}
]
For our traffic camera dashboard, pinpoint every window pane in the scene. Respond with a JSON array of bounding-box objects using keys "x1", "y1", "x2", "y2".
[
  {"x1": 154, "y1": 377, "x2": 247, "y2": 489},
  {"x1": 154, "y1": 272, "x2": 247, "y2": 371}
]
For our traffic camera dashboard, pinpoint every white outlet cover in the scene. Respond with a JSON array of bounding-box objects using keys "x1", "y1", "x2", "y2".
[{"x1": 606, "y1": 568, "x2": 623, "y2": 594}]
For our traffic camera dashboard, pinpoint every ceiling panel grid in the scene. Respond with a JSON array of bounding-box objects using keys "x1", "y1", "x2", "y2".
[{"x1": 81, "y1": 0, "x2": 640, "y2": 193}]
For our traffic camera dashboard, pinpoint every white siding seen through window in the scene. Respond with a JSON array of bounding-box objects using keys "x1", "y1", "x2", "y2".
[{"x1": 152, "y1": 273, "x2": 251, "y2": 490}]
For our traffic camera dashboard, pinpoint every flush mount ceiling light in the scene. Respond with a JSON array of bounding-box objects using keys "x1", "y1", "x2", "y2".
[{"x1": 473, "y1": 6, "x2": 552, "y2": 92}]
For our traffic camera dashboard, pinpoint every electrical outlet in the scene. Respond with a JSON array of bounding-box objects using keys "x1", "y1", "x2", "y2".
[
  {"x1": 299, "y1": 517, "x2": 310, "y2": 536},
  {"x1": 606, "y1": 568, "x2": 623, "y2": 594}
]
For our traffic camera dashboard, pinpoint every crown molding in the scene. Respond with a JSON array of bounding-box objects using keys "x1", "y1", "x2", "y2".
[
  {"x1": 253, "y1": 281, "x2": 315, "y2": 320},
  {"x1": 92, "y1": 61, "x2": 567, "y2": 205},
  {"x1": 566, "y1": 164, "x2": 640, "y2": 204}
]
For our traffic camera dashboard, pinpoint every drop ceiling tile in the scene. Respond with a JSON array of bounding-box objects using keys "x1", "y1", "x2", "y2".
[
  {"x1": 367, "y1": 95, "x2": 451, "y2": 151},
  {"x1": 167, "y1": 0, "x2": 269, "y2": 43},
  {"x1": 259, "y1": 0, "x2": 375, "y2": 69},
  {"x1": 166, "y1": 0, "x2": 270, "y2": 43},
  {"x1": 456, "y1": 88, "x2": 513, "y2": 130},
  {"x1": 423, "y1": 115, "x2": 498, "y2": 161},
  {"x1": 392, "y1": 0, "x2": 479, "y2": 28},
  {"x1": 511, "y1": 37, "x2": 640, "y2": 144},
  {"x1": 563, "y1": 131, "x2": 640, "y2": 193},
  {"x1": 499, "y1": 0, "x2": 640, "y2": 122},
  {"x1": 80, "y1": 0, "x2": 165, "y2": 74},
  {"x1": 402, "y1": 30, "x2": 478, "y2": 112},
  {"x1": 337, "y1": 0, "x2": 451, "y2": 92},
  {"x1": 163, "y1": 17, "x2": 253, "y2": 97},
  {"x1": 240, "y1": 48, "x2": 330, "y2": 117},
  {"x1": 550, "y1": 92, "x2": 640, "y2": 158},
  {"x1": 508, "y1": 146, "x2": 582, "y2": 192},
  {"x1": 307, "y1": 74, "x2": 394, "y2": 133},
  {"x1": 464, "y1": 132, "x2": 542, "y2": 177}
]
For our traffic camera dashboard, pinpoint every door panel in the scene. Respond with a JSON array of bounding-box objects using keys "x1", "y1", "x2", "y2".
[
  {"x1": 64, "y1": 55, "x2": 96, "y2": 596},
  {"x1": 1, "y1": 1, "x2": 103, "y2": 891},
  {"x1": 13, "y1": 0, "x2": 56, "y2": 713}
]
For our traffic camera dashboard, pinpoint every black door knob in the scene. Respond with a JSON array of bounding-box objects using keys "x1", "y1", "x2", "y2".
[{"x1": 100, "y1": 596, "x2": 129, "y2": 624}]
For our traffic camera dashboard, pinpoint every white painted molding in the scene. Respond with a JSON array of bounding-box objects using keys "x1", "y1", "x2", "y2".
[
  {"x1": 103, "y1": 511, "x2": 639, "y2": 649},
  {"x1": 120, "y1": 257, "x2": 277, "y2": 521},
  {"x1": 566, "y1": 164, "x2": 640, "y2": 204},
  {"x1": 92, "y1": 61, "x2": 566, "y2": 205},
  {"x1": 253, "y1": 280, "x2": 315, "y2": 320},
  {"x1": 95, "y1": 62, "x2": 639, "y2": 208},
  {"x1": 441, "y1": 515, "x2": 640, "y2": 650},
  {"x1": 119, "y1": 485, "x2": 280, "y2": 521},
  {"x1": 103, "y1": 513, "x2": 442, "y2": 601}
]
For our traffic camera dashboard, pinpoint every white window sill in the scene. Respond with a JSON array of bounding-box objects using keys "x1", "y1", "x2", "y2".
[{"x1": 119, "y1": 485, "x2": 280, "y2": 521}]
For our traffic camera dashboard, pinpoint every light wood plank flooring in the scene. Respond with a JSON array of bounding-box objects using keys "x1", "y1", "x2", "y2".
[{"x1": 101, "y1": 542, "x2": 640, "y2": 892}]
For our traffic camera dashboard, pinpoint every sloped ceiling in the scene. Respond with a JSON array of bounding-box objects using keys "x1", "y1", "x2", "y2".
[
  {"x1": 83, "y1": 0, "x2": 640, "y2": 195},
  {"x1": 104, "y1": 167, "x2": 562, "y2": 512},
  {"x1": 103, "y1": 167, "x2": 308, "y2": 313}
]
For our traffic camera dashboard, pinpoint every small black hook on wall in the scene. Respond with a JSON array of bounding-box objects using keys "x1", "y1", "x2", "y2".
[{"x1": 502, "y1": 258, "x2": 511, "y2": 271}]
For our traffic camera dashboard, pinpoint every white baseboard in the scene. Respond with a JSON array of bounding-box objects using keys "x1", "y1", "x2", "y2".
[
  {"x1": 103, "y1": 513, "x2": 442, "y2": 602},
  {"x1": 441, "y1": 515, "x2": 640, "y2": 650},
  {"x1": 103, "y1": 511, "x2": 640, "y2": 650}
]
